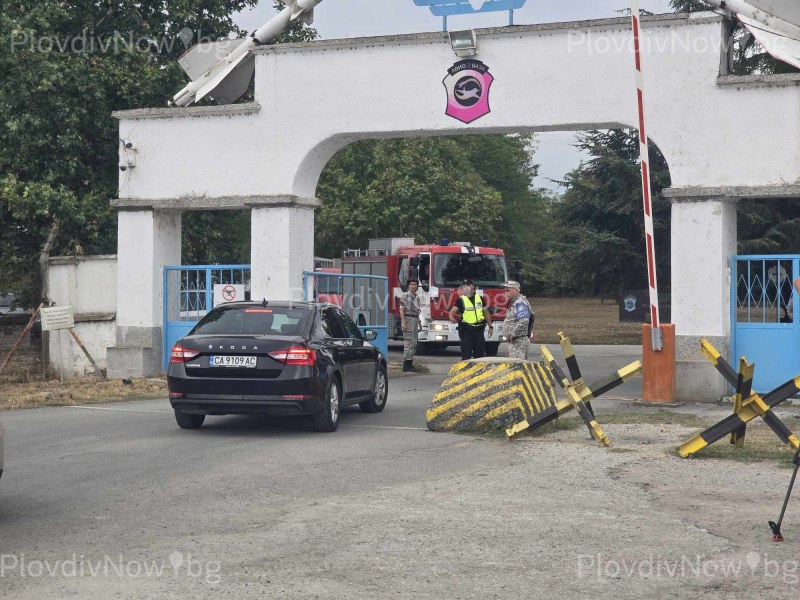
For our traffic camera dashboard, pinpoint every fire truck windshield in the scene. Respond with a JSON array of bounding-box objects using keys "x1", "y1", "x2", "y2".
[{"x1": 433, "y1": 254, "x2": 508, "y2": 288}]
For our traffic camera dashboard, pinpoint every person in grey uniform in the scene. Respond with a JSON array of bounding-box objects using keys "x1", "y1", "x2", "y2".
[
  {"x1": 399, "y1": 279, "x2": 421, "y2": 372},
  {"x1": 502, "y1": 280, "x2": 535, "y2": 360}
]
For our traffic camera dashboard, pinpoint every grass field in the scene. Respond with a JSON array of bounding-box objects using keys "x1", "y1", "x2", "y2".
[
  {"x1": 530, "y1": 296, "x2": 643, "y2": 345},
  {"x1": 0, "y1": 377, "x2": 166, "y2": 411}
]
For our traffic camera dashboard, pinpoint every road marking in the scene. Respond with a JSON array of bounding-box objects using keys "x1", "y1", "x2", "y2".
[
  {"x1": 64, "y1": 405, "x2": 171, "y2": 415},
  {"x1": 341, "y1": 424, "x2": 428, "y2": 431}
]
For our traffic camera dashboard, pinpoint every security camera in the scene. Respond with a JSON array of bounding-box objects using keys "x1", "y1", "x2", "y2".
[
  {"x1": 124, "y1": 141, "x2": 133, "y2": 149},
  {"x1": 118, "y1": 156, "x2": 136, "y2": 171}
]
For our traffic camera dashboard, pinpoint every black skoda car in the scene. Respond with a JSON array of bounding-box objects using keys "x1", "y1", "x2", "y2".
[{"x1": 167, "y1": 301, "x2": 388, "y2": 432}]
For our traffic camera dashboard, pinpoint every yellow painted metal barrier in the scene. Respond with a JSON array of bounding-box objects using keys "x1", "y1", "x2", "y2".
[
  {"x1": 678, "y1": 339, "x2": 800, "y2": 458},
  {"x1": 506, "y1": 334, "x2": 641, "y2": 446},
  {"x1": 427, "y1": 332, "x2": 643, "y2": 449}
]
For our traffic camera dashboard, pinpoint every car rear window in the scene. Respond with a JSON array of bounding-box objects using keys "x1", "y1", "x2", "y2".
[{"x1": 190, "y1": 305, "x2": 312, "y2": 336}]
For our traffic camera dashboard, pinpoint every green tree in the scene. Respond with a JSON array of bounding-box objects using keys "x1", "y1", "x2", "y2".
[
  {"x1": 315, "y1": 137, "x2": 504, "y2": 258},
  {"x1": 738, "y1": 201, "x2": 800, "y2": 254},
  {"x1": 315, "y1": 134, "x2": 557, "y2": 293},
  {"x1": 0, "y1": 1, "x2": 317, "y2": 306},
  {"x1": 670, "y1": 0, "x2": 798, "y2": 74},
  {"x1": 461, "y1": 134, "x2": 555, "y2": 289},
  {"x1": 0, "y1": 0, "x2": 266, "y2": 306},
  {"x1": 669, "y1": 0, "x2": 711, "y2": 11},
  {"x1": 548, "y1": 130, "x2": 671, "y2": 297}
]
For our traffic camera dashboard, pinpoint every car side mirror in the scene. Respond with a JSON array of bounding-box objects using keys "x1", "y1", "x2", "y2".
[{"x1": 363, "y1": 329, "x2": 378, "y2": 341}]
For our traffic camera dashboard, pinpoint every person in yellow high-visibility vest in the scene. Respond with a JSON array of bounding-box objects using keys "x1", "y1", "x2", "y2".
[{"x1": 448, "y1": 280, "x2": 493, "y2": 360}]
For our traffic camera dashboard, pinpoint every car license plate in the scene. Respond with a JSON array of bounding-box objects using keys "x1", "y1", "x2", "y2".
[{"x1": 209, "y1": 355, "x2": 257, "y2": 368}]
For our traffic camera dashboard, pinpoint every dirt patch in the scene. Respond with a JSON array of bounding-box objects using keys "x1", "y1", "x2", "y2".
[
  {"x1": 689, "y1": 423, "x2": 799, "y2": 467},
  {"x1": 530, "y1": 296, "x2": 642, "y2": 344},
  {"x1": 0, "y1": 377, "x2": 166, "y2": 410}
]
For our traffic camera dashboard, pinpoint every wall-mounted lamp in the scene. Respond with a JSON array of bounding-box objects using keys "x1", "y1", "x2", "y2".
[{"x1": 448, "y1": 29, "x2": 478, "y2": 57}]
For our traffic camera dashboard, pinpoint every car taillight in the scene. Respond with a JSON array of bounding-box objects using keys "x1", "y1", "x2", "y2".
[
  {"x1": 268, "y1": 345, "x2": 316, "y2": 366},
  {"x1": 170, "y1": 344, "x2": 200, "y2": 363}
]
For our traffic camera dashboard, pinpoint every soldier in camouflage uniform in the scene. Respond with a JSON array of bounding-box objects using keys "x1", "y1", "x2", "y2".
[
  {"x1": 399, "y1": 279, "x2": 421, "y2": 372},
  {"x1": 502, "y1": 280, "x2": 534, "y2": 360}
]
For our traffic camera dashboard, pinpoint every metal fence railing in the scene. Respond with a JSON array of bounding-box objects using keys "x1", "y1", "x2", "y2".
[{"x1": 0, "y1": 312, "x2": 44, "y2": 383}]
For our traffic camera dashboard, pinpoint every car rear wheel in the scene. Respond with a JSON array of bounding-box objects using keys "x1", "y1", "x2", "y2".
[
  {"x1": 174, "y1": 409, "x2": 205, "y2": 430},
  {"x1": 360, "y1": 364, "x2": 388, "y2": 413},
  {"x1": 312, "y1": 377, "x2": 341, "y2": 432}
]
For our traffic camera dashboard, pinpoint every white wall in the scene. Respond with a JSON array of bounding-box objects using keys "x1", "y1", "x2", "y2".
[
  {"x1": 47, "y1": 256, "x2": 117, "y2": 379},
  {"x1": 116, "y1": 210, "x2": 181, "y2": 330},
  {"x1": 116, "y1": 13, "x2": 800, "y2": 202}
]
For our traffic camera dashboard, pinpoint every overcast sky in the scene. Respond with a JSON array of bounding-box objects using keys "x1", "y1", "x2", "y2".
[{"x1": 234, "y1": 0, "x2": 675, "y2": 190}]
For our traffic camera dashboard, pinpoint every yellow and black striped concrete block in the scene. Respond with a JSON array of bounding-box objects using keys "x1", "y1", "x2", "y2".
[{"x1": 426, "y1": 358, "x2": 558, "y2": 433}]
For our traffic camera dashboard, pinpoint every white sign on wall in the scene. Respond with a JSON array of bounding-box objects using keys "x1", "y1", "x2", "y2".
[
  {"x1": 213, "y1": 284, "x2": 245, "y2": 306},
  {"x1": 40, "y1": 306, "x2": 75, "y2": 331}
]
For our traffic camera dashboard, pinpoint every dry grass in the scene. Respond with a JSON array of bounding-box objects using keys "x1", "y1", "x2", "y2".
[
  {"x1": 0, "y1": 377, "x2": 166, "y2": 411},
  {"x1": 600, "y1": 410, "x2": 711, "y2": 429},
  {"x1": 692, "y1": 424, "x2": 799, "y2": 467},
  {"x1": 530, "y1": 296, "x2": 643, "y2": 345},
  {"x1": 595, "y1": 411, "x2": 796, "y2": 465}
]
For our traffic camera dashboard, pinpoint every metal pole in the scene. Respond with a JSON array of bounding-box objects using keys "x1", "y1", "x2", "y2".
[
  {"x1": 769, "y1": 447, "x2": 800, "y2": 542},
  {"x1": 57, "y1": 329, "x2": 64, "y2": 384},
  {"x1": 69, "y1": 328, "x2": 108, "y2": 381},
  {"x1": 630, "y1": 0, "x2": 663, "y2": 350}
]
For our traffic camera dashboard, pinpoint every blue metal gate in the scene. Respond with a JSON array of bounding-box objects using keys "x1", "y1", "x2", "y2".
[
  {"x1": 731, "y1": 255, "x2": 800, "y2": 392},
  {"x1": 163, "y1": 265, "x2": 250, "y2": 369},
  {"x1": 303, "y1": 271, "x2": 389, "y2": 357}
]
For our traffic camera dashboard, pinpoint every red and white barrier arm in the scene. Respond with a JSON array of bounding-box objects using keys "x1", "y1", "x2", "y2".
[{"x1": 630, "y1": 0, "x2": 662, "y2": 349}]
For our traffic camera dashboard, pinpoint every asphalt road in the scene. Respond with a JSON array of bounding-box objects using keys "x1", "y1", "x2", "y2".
[
  {"x1": 389, "y1": 340, "x2": 645, "y2": 400},
  {"x1": 7, "y1": 345, "x2": 796, "y2": 599}
]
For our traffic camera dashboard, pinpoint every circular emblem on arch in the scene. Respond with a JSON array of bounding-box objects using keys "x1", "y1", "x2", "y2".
[
  {"x1": 443, "y1": 60, "x2": 494, "y2": 124},
  {"x1": 454, "y1": 76, "x2": 483, "y2": 107}
]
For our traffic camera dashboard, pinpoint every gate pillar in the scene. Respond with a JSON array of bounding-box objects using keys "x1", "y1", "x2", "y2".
[
  {"x1": 668, "y1": 192, "x2": 738, "y2": 401},
  {"x1": 249, "y1": 197, "x2": 320, "y2": 301},
  {"x1": 107, "y1": 209, "x2": 182, "y2": 378}
]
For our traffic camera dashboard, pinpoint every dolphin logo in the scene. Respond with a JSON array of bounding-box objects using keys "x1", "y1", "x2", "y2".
[{"x1": 443, "y1": 60, "x2": 494, "y2": 124}]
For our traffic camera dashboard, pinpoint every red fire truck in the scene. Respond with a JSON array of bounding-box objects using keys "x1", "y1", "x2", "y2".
[{"x1": 340, "y1": 238, "x2": 513, "y2": 355}]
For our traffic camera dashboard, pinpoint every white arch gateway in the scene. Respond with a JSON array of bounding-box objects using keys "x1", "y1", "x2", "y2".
[{"x1": 110, "y1": 12, "x2": 800, "y2": 400}]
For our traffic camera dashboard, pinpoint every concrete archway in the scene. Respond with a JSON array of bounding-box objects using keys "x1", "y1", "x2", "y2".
[{"x1": 111, "y1": 12, "x2": 800, "y2": 399}]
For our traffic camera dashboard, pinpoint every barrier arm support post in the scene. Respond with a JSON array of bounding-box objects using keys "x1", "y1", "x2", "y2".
[{"x1": 631, "y1": 0, "x2": 679, "y2": 403}]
